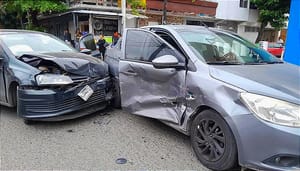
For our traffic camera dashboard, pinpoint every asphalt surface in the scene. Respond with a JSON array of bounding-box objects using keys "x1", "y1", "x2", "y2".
[{"x1": 0, "y1": 106, "x2": 211, "y2": 170}]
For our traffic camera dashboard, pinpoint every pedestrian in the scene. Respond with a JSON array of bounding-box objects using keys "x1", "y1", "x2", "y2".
[
  {"x1": 74, "y1": 28, "x2": 82, "y2": 50},
  {"x1": 97, "y1": 34, "x2": 108, "y2": 60},
  {"x1": 63, "y1": 29, "x2": 71, "y2": 45},
  {"x1": 112, "y1": 31, "x2": 119, "y2": 46}
]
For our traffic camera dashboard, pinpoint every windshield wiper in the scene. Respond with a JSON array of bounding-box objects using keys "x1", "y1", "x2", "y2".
[
  {"x1": 243, "y1": 62, "x2": 268, "y2": 65},
  {"x1": 207, "y1": 61, "x2": 243, "y2": 65},
  {"x1": 243, "y1": 61, "x2": 284, "y2": 65},
  {"x1": 265, "y1": 61, "x2": 284, "y2": 64}
]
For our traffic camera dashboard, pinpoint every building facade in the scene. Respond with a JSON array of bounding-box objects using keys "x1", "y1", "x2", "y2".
[
  {"x1": 212, "y1": 0, "x2": 278, "y2": 43},
  {"x1": 140, "y1": 0, "x2": 218, "y2": 27},
  {"x1": 39, "y1": 0, "x2": 144, "y2": 41}
]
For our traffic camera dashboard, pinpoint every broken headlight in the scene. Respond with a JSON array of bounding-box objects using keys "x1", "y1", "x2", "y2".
[
  {"x1": 36, "y1": 74, "x2": 73, "y2": 86},
  {"x1": 241, "y1": 92, "x2": 300, "y2": 127}
]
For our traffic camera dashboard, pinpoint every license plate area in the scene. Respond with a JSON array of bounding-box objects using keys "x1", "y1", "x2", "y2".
[{"x1": 78, "y1": 85, "x2": 94, "y2": 101}]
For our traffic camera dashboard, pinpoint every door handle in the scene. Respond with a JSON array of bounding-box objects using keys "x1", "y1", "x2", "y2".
[{"x1": 123, "y1": 70, "x2": 138, "y2": 76}]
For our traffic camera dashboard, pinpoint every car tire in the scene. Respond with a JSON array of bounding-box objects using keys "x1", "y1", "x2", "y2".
[
  {"x1": 190, "y1": 110, "x2": 238, "y2": 171},
  {"x1": 112, "y1": 79, "x2": 121, "y2": 108}
]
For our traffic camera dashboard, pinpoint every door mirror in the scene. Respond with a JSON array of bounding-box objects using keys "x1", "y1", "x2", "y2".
[
  {"x1": 80, "y1": 49, "x2": 92, "y2": 55},
  {"x1": 152, "y1": 55, "x2": 179, "y2": 69}
]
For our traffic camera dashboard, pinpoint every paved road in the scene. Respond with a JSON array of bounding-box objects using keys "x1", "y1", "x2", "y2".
[{"x1": 0, "y1": 106, "x2": 210, "y2": 170}]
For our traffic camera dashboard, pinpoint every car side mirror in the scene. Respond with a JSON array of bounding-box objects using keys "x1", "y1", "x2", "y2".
[
  {"x1": 80, "y1": 49, "x2": 92, "y2": 55},
  {"x1": 152, "y1": 55, "x2": 180, "y2": 69}
]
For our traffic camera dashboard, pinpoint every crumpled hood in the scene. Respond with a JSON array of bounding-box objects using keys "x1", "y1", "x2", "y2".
[
  {"x1": 19, "y1": 52, "x2": 108, "y2": 78},
  {"x1": 209, "y1": 63, "x2": 300, "y2": 104}
]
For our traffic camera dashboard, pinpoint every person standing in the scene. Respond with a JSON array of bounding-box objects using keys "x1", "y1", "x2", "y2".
[
  {"x1": 74, "y1": 28, "x2": 82, "y2": 50},
  {"x1": 63, "y1": 29, "x2": 71, "y2": 45},
  {"x1": 97, "y1": 34, "x2": 108, "y2": 60},
  {"x1": 112, "y1": 31, "x2": 119, "y2": 46}
]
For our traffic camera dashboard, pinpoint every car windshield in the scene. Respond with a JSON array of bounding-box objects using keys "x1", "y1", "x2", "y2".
[
  {"x1": 179, "y1": 29, "x2": 282, "y2": 65},
  {"x1": 0, "y1": 33, "x2": 75, "y2": 57}
]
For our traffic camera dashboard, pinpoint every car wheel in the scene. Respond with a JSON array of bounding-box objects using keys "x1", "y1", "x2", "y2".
[
  {"x1": 190, "y1": 110, "x2": 238, "y2": 171},
  {"x1": 112, "y1": 79, "x2": 121, "y2": 108}
]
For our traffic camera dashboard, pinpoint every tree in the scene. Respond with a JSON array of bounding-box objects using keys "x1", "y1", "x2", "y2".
[
  {"x1": 251, "y1": 0, "x2": 290, "y2": 43},
  {"x1": 0, "y1": 0, "x2": 67, "y2": 30},
  {"x1": 127, "y1": 0, "x2": 146, "y2": 15}
]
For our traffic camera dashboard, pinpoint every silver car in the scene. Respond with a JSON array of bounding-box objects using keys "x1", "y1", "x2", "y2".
[{"x1": 105, "y1": 25, "x2": 300, "y2": 171}]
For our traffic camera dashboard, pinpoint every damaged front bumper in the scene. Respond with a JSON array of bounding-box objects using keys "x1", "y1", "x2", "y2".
[{"x1": 17, "y1": 77, "x2": 112, "y2": 121}]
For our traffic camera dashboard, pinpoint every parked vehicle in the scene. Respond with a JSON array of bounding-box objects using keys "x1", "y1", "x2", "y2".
[
  {"x1": 267, "y1": 42, "x2": 284, "y2": 58},
  {"x1": 0, "y1": 30, "x2": 112, "y2": 123},
  {"x1": 105, "y1": 25, "x2": 300, "y2": 171}
]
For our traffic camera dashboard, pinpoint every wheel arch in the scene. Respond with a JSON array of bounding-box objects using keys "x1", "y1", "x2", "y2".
[
  {"x1": 187, "y1": 105, "x2": 216, "y2": 134},
  {"x1": 8, "y1": 81, "x2": 19, "y2": 107},
  {"x1": 187, "y1": 105, "x2": 241, "y2": 167}
]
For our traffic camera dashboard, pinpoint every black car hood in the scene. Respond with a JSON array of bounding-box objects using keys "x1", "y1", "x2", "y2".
[
  {"x1": 209, "y1": 63, "x2": 300, "y2": 104},
  {"x1": 19, "y1": 52, "x2": 108, "y2": 78}
]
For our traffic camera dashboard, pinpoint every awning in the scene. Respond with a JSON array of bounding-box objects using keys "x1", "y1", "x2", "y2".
[
  {"x1": 38, "y1": 9, "x2": 148, "y2": 20},
  {"x1": 72, "y1": 10, "x2": 119, "y2": 16}
]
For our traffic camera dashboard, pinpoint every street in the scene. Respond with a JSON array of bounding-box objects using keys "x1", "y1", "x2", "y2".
[{"x1": 0, "y1": 106, "x2": 210, "y2": 170}]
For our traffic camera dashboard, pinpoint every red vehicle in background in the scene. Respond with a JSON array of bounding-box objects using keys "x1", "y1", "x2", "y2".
[{"x1": 267, "y1": 42, "x2": 284, "y2": 58}]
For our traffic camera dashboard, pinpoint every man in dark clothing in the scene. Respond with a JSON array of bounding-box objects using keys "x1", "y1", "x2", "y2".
[
  {"x1": 63, "y1": 29, "x2": 71, "y2": 45},
  {"x1": 97, "y1": 34, "x2": 108, "y2": 60}
]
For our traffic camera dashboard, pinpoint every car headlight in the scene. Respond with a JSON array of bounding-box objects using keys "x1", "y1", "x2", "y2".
[
  {"x1": 241, "y1": 92, "x2": 300, "y2": 127},
  {"x1": 36, "y1": 74, "x2": 73, "y2": 86}
]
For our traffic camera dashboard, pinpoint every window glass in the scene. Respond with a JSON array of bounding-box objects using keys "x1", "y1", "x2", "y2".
[
  {"x1": 125, "y1": 30, "x2": 147, "y2": 61},
  {"x1": 0, "y1": 33, "x2": 75, "y2": 57},
  {"x1": 126, "y1": 30, "x2": 184, "y2": 62},
  {"x1": 179, "y1": 30, "x2": 281, "y2": 64},
  {"x1": 240, "y1": 0, "x2": 248, "y2": 8}
]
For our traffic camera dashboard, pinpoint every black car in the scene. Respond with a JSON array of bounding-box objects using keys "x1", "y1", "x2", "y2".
[{"x1": 0, "y1": 29, "x2": 112, "y2": 123}]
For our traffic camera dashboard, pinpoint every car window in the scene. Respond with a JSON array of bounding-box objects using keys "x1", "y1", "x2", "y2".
[
  {"x1": 154, "y1": 31, "x2": 186, "y2": 56},
  {"x1": 0, "y1": 33, "x2": 75, "y2": 57},
  {"x1": 180, "y1": 30, "x2": 281, "y2": 64},
  {"x1": 125, "y1": 30, "x2": 184, "y2": 62}
]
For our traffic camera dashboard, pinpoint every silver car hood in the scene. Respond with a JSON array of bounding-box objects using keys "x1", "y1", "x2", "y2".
[{"x1": 209, "y1": 63, "x2": 300, "y2": 104}]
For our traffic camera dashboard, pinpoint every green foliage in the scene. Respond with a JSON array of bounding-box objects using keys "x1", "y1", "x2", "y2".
[
  {"x1": 251, "y1": 0, "x2": 290, "y2": 42},
  {"x1": 127, "y1": 0, "x2": 146, "y2": 15},
  {"x1": 0, "y1": 0, "x2": 67, "y2": 30},
  {"x1": 251, "y1": 0, "x2": 290, "y2": 30},
  {"x1": 3, "y1": 0, "x2": 66, "y2": 13}
]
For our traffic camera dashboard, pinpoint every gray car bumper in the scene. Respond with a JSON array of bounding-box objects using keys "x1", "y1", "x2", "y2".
[
  {"x1": 17, "y1": 77, "x2": 112, "y2": 121},
  {"x1": 230, "y1": 114, "x2": 300, "y2": 171}
]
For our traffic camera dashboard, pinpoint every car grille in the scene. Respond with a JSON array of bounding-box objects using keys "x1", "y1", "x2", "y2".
[{"x1": 24, "y1": 88, "x2": 106, "y2": 115}]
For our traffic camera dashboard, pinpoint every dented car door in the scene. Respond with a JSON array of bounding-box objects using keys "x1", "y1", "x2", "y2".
[{"x1": 119, "y1": 29, "x2": 187, "y2": 124}]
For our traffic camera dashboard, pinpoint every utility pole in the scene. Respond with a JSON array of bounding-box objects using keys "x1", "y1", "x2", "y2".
[
  {"x1": 162, "y1": 0, "x2": 167, "y2": 24},
  {"x1": 122, "y1": 0, "x2": 126, "y2": 33}
]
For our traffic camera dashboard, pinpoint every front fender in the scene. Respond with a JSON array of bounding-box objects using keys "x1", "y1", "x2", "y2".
[{"x1": 7, "y1": 57, "x2": 40, "y2": 86}]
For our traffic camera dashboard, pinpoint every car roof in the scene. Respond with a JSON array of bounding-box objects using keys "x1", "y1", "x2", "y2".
[
  {"x1": 143, "y1": 25, "x2": 236, "y2": 35},
  {"x1": 0, "y1": 29, "x2": 45, "y2": 35}
]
